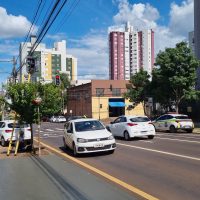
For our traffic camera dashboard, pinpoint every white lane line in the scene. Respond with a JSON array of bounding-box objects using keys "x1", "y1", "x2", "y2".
[
  {"x1": 156, "y1": 133, "x2": 200, "y2": 137},
  {"x1": 141, "y1": 140, "x2": 153, "y2": 143},
  {"x1": 156, "y1": 134, "x2": 200, "y2": 141},
  {"x1": 41, "y1": 135, "x2": 63, "y2": 138},
  {"x1": 156, "y1": 137, "x2": 200, "y2": 144},
  {"x1": 117, "y1": 142, "x2": 200, "y2": 161},
  {"x1": 46, "y1": 129, "x2": 54, "y2": 132},
  {"x1": 55, "y1": 128, "x2": 63, "y2": 131}
]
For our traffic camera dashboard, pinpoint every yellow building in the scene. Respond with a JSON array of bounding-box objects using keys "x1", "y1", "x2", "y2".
[{"x1": 67, "y1": 80, "x2": 144, "y2": 119}]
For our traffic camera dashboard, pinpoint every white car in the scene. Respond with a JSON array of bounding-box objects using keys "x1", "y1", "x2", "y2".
[
  {"x1": 50, "y1": 116, "x2": 66, "y2": 123},
  {"x1": 63, "y1": 118, "x2": 116, "y2": 156},
  {"x1": 0, "y1": 120, "x2": 31, "y2": 147},
  {"x1": 107, "y1": 115, "x2": 156, "y2": 140},
  {"x1": 153, "y1": 114, "x2": 194, "y2": 133}
]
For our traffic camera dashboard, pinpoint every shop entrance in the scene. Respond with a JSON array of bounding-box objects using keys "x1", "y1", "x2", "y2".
[{"x1": 109, "y1": 98, "x2": 125, "y2": 117}]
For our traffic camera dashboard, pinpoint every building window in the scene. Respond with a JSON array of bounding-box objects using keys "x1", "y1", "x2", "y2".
[
  {"x1": 112, "y1": 88, "x2": 121, "y2": 96},
  {"x1": 96, "y1": 88, "x2": 104, "y2": 96}
]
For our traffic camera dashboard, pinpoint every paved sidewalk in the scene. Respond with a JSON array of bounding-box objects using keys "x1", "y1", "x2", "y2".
[{"x1": 0, "y1": 154, "x2": 141, "y2": 200}]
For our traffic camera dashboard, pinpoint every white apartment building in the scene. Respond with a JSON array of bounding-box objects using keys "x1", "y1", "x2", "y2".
[
  {"x1": 19, "y1": 36, "x2": 77, "y2": 83},
  {"x1": 109, "y1": 22, "x2": 154, "y2": 80}
]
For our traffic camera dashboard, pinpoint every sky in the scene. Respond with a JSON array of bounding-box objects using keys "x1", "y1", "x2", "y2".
[{"x1": 0, "y1": 0, "x2": 194, "y2": 85}]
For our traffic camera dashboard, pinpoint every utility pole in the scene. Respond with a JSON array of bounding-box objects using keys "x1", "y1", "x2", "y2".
[
  {"x1": 12, "y1": 56, "x2": 17, "y2": 83},
  {"x1": 0, "y1": 57, "x2": 17, "y2": 83}
]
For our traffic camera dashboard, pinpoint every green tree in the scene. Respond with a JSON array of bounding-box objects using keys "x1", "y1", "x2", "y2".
[
  {"x1": 153, "y1": 42, "x2": 200, "y2": 113},
  {"x1": 59, "y1": 72, "x2": 70, "y2": 89},
  {"x1": 0, "y1": 95, "x2": 5, "y2": 120},
  {"x1": 39, "y1": 83, "x2": 62, "y2": 116},
  {"x1": 6, "y1": 82, "x2": 62, "y2": 148},
  {"x1": 59, "y1": 72, "x2": 71, "y2": 112},
  {"x1": 125, "y1": 69, "x2": 150, "y2": 114}
]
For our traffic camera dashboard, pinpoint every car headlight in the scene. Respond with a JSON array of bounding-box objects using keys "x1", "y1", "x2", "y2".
[
  {"x1": 108, "y1": 135, "x2": 114, "y2": 140},
  {"x1": 77, "y1": 138, "x2": 88, "y2": 143}
]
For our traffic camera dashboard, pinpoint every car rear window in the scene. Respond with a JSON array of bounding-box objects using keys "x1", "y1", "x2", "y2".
[
  {"x1": 174, "y1": 115, "x2": 189, "y2": 120},
  {"x1": 130, "y1": 117, "x2": 150, "y2": 122},
  {"x1": 8, "y1": 123, "x2": 30, "y2": 128}
]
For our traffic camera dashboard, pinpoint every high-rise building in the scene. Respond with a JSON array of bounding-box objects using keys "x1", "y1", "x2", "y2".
[
  {"x1": 194, "y1": 0, "x2": 200, "y2": 89},
  {"x1": 19, "y1": 36, "x2": 77, "y2": 83},
  {"x1": 188, "y1": 31, "x2": 195, "y2": 55},
  {"x1": 109, "y1": 22, "x2": 154, "y2": 80}
]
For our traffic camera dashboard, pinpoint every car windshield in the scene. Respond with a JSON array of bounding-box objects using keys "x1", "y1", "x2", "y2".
[
  {"x1": 75, "y1": 120, "x2": 105, "y2": 132},
  {"x1": 130, "y1": 117, "x2": 150, "y2": 122},
  {"x1": 8, "y1": 123, "x2": 29, "y2": 128},
  {"x1": 174, "y1": 115, "x2": 189, "y2": 120}
]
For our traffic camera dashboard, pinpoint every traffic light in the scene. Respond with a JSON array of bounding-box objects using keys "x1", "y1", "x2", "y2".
[
  {"x1": 55, "y1": 75, "x2": 60, "y2": 86},
  {"x1": 26, "y1": 56, "x2": 35, "y2": 74}
]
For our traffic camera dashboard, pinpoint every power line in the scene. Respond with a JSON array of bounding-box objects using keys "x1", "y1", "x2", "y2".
[
  {"x1": 16, "y1": 0, "x2": 43, "y2": 64},
  {"x1": 30, "y1": 0, "x2": 63, "y2": 54},
  {"x1": 31, "y1": 0, "x2": 69, "y2": 53},
  {"x1": 16, "y1": 0, "x2": 68, "y2": 74},
  {"x1": 54, "y1": 0, "x2": 80, "y2": 33}
]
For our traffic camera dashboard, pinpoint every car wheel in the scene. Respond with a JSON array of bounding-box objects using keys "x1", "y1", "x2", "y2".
[
  {"x1": 148, "y1": 135, "x2": 154, "y2": 139},
  {"x1": 124, "y1": 131, "x2": 130, "y2": 141},
  {"x1": 73, "y1": 143, "x2": 78, "y2": 157},
  {"x1": 169, "y1": 125, "x2": 176, "y2": 133},
  {"x1": 186, "y1": 129, "x2": 193, "y2": 133},
  {"x1": 63, "y1": 137, "x2": 67, "y2": 149},
  {"x1": 1, "y1": 136, "x2": 7, "y2": 147}
]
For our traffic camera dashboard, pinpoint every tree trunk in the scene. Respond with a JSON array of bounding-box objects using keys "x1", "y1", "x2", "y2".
[
  {"x1": 142, "y1": 101, "x2": 147, "y2": 116},
  {"x1": 175, "y1": 103, "x2": 179, "y2": 114},
  {"x1": 30, "y1": 123, "x2": 36, "y2": 154}
]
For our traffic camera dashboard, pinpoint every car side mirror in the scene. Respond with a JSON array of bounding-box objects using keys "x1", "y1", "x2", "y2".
[{"x1": 110, "y1": 121, "x2": 114, "y2": 124}]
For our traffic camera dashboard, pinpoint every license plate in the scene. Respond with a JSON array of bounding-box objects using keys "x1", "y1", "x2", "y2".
[
  {"x1": 184, "y1": 126, "x2": 191, "y2": 129},
  {"x1": 94, "y1": 143, "x2": 104, "y2": 148}
]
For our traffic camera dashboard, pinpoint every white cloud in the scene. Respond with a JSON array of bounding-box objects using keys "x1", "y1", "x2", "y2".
[
  {"x1": 0, "y1": 40, "x2": 19, "y2": 55},
  {"x1": 112, "y1": 0, "x2": 193, "y2": 53},
  {"x1": 0, "y1": 7, "x2": 34, "y2": 38},
  {"x1": 68, "y1": 32, "x2": 109, "y2": 79},
  {"x1": 169, "y1": 0, "x2": 194, "y2": 36},
  {"x1": 113, "y1": 0, "x2": 159, "y2": 30},
  {"x1": 46, "y1": 33, "x2": 67, "y2": 41}
]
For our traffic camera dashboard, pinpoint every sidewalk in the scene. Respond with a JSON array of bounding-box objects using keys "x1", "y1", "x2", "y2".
[{"x1": 0, "y1": 154, "x2": 141, "y2": 200}]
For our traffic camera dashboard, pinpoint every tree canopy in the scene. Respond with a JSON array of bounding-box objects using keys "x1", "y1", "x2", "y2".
[
  {"x1": 6, "y1": 82, "x2": 62, "y2": 124},
  {"x1": 152, "y1": 41, "x2": 200, "y2": 113},
  {"x1": 125, "y1": 69, "x2": 150, "y2": 114}
]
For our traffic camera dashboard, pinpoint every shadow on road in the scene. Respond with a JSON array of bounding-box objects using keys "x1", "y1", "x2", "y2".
[{"x1": 59, "y1": 146, "x2": 115, "y2": 158}]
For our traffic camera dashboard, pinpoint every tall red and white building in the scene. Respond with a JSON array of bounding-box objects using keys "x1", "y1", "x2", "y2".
[{"x1": 109, "y1": 22, "x2": 154, "y2": 80}]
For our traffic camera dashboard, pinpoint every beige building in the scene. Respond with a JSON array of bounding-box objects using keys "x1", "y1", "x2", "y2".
[{"x1": 67, "y1": 80, "x2": 144, "y2": 119}]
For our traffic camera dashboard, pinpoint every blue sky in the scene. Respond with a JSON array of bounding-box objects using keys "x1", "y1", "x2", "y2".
[{"x1": 0, "y1": 0, "x2": 194, "y2": 85}]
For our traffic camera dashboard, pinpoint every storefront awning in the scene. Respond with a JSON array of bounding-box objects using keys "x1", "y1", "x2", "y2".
[{"x1": 109, "y1": 102, "x2": 125, "y2": 107}]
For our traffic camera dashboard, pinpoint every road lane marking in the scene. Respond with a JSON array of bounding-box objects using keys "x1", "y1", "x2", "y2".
[
  {"x1": 41, "y1": 135, "x2": 63, "y2": 138},
  {"x1": 46, "y1": 129, "x2": 54, "y2": 132},
  {"x1": 117, "y1": 143, "x2": 200, "y2": 161},
  {"x1": 34, "y1": 139, "x2": 159, "y2": 200},
  {"x1": 55, "y1": 128, "x2": 64, "y2": 131},
  {"x1": 156, "y1": 137, "x2": 200, "y2": 144},
  {"x1": 141, "y1": 141, "x2": 153, "y2": 143}
]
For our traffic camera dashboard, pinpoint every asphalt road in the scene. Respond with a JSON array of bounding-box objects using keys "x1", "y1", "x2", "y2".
[{"x1": 34, "y1": 122, "x2": 200, "y2": 200}]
